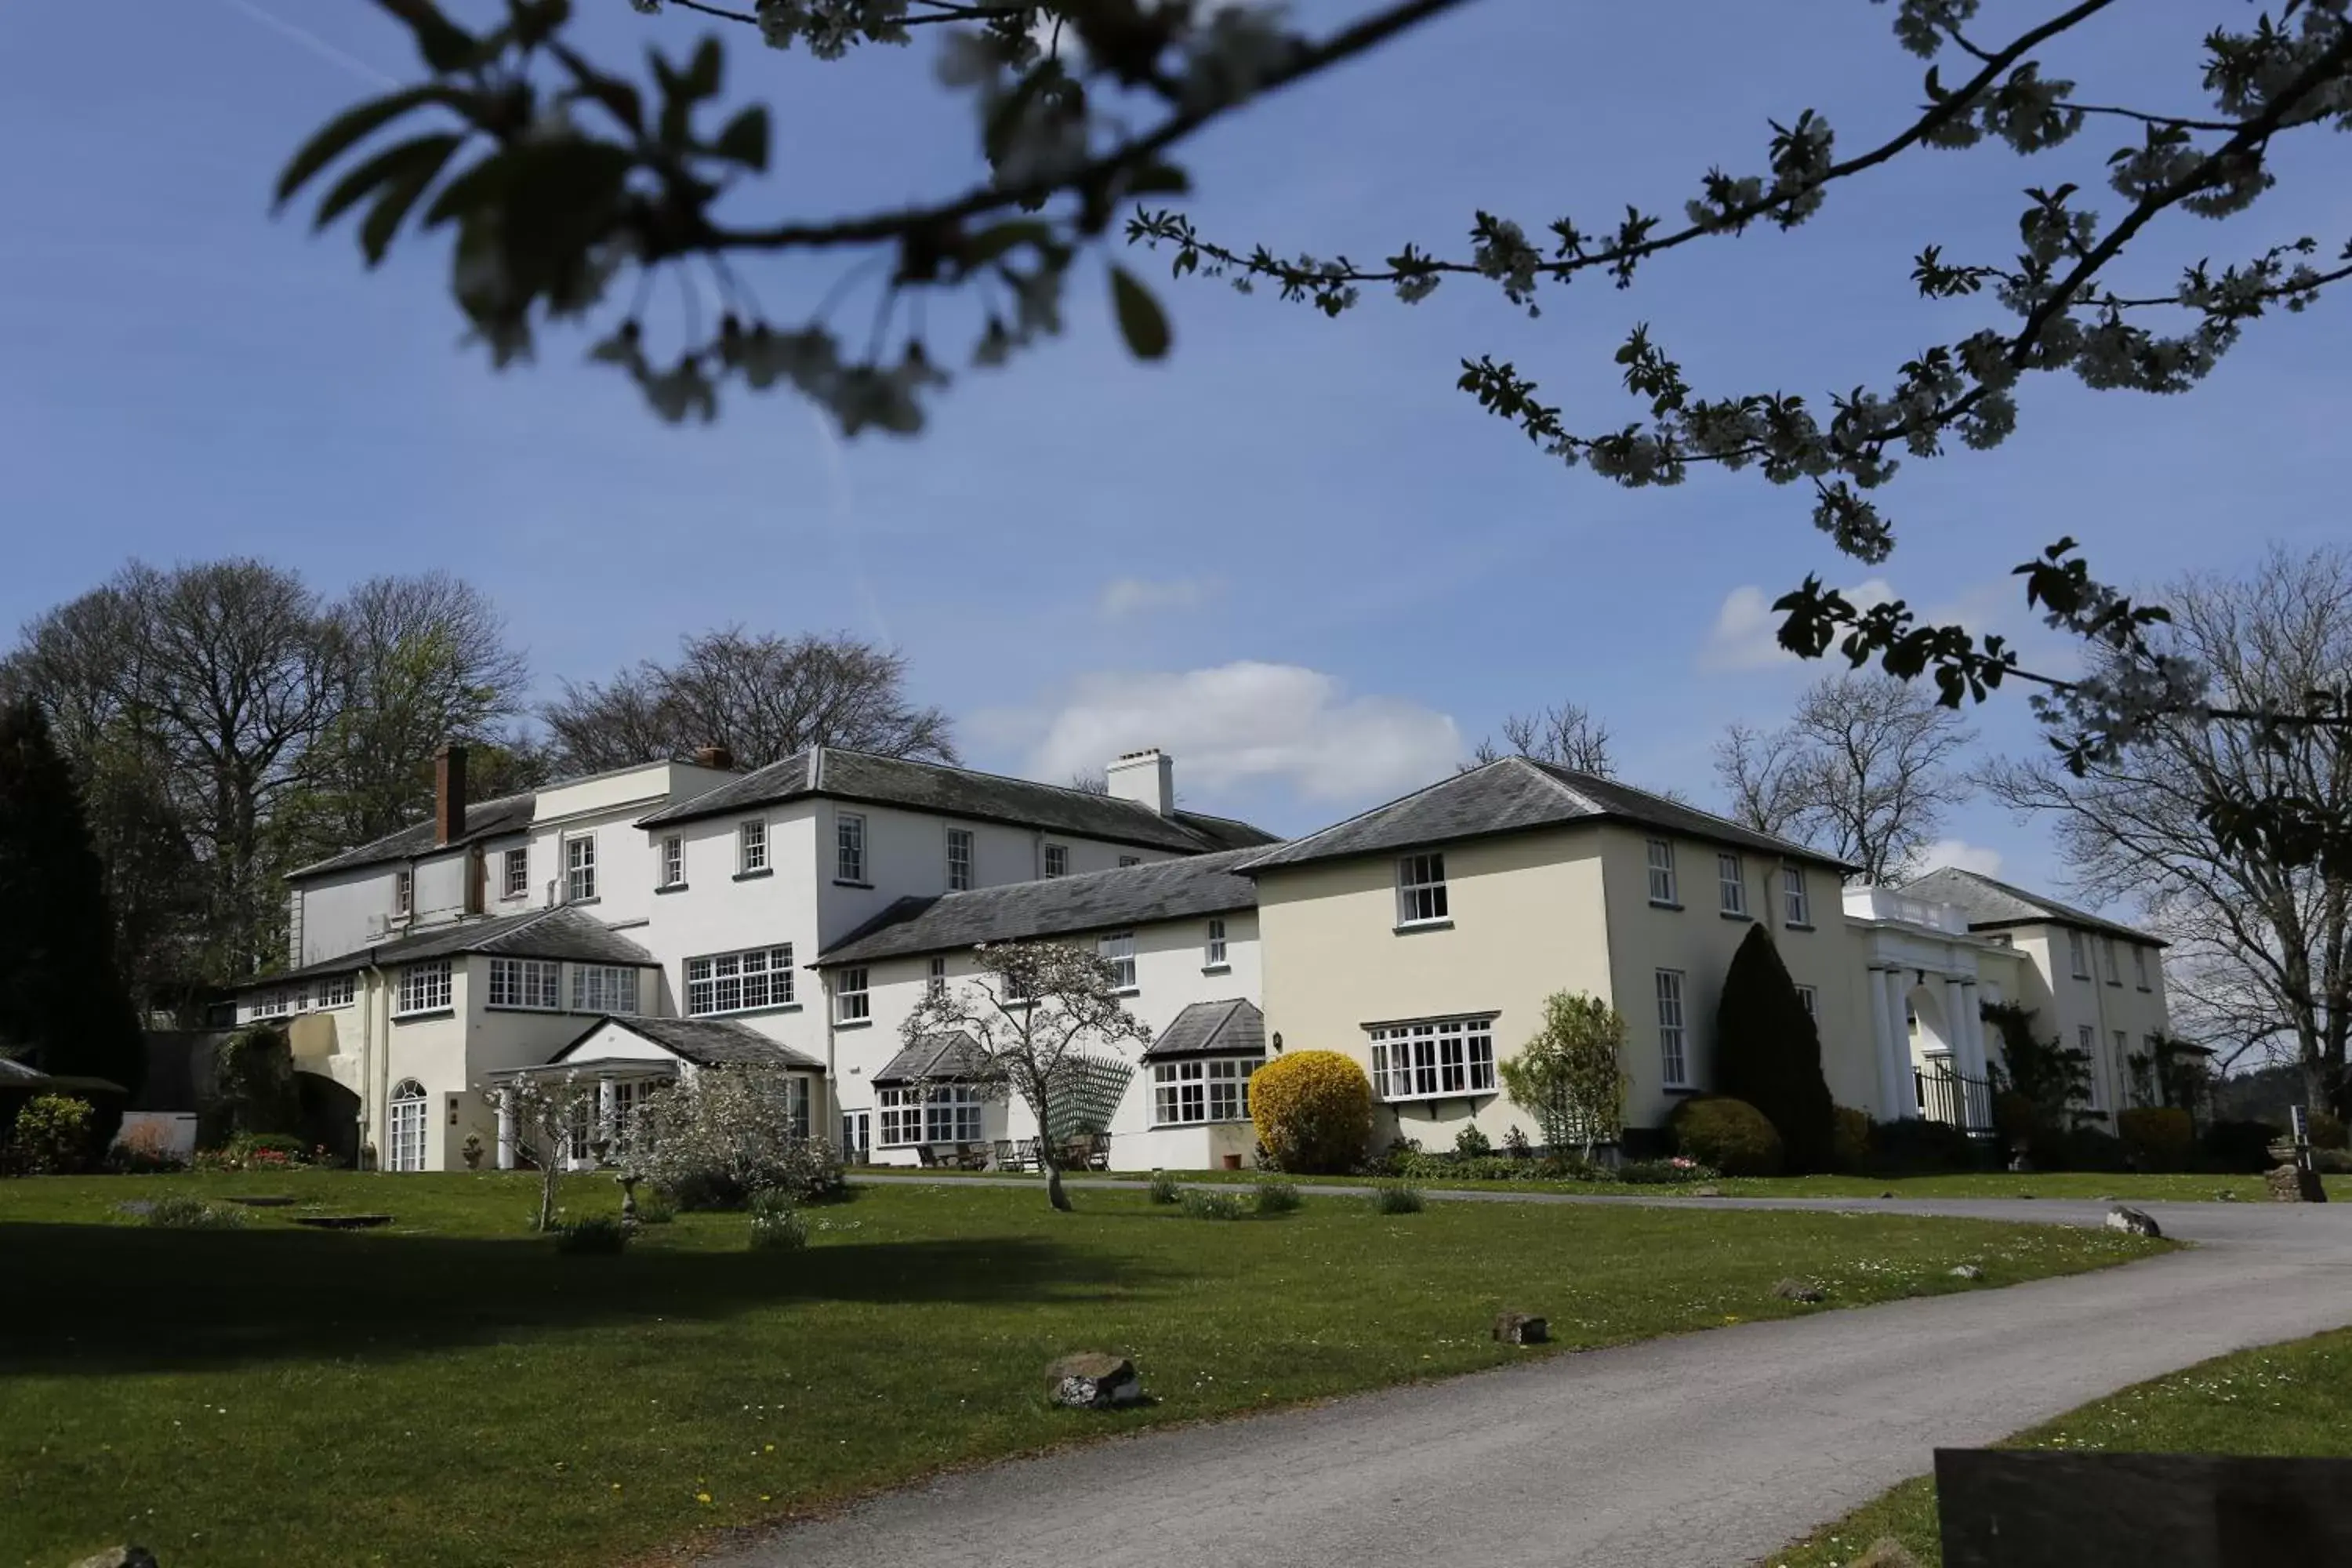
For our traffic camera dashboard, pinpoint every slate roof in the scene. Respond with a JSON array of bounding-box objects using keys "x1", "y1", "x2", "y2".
[
  {"x1": 258, "y1": 906, "x2": 659, "y2": 986},
  {"x1": 1144, "y1": 999, "x2": 1265, "y2": 1062},
  {"x1": 1900, "y1": 867, "x2": 2165, "y2": 948},
  {"x1": 1237, "y1": 757, "x2": 1854, "y2": 873},
  {"x1": 289, "y1": 790, "x2": 538, "y2": 879},
  {"x1": 551, "y1": 1015, "x2": 823, "y2": 1071},
  {"x1": 873, "y1": 1031, "x2": 993, "y2": 1086},
  {"x1": 636, "y1": 746, "x2": 1275, "y2": 854},
  {"x1": 814, "y1": 848, "x2": 1263, "y2": 967}
]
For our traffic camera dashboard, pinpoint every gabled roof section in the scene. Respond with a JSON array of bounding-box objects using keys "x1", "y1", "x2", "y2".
[
  {"x1": 1237, "y1": 757, "x2": 1853, "y2": 874},
  {"x1": 873, "y1": 1031, "x2": 992, "y2": 1087},
  {"x1": 813, "y1": 848, "x2": 1262, "y2": 967},
  {"x1": 1144, "y1": 999, "x2": 1265, "y2": 1061},
  {"x1": 636, "y1": 745, "x2": 1271, "y2": 854},
  {"x1": 1899, "y1": 867, "x2": 2165, "y2": 948},
  {"x1": 289, "y1": 791, "x2": 537, "y2": 880},
  {"x1": 551, "y1": 1015, "x2": 823, "y2": 1071},
  {"x1": 261, "y1": 906, "x2": 658, "y2": 985}
]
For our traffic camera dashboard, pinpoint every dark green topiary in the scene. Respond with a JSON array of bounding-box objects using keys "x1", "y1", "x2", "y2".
[
  {"x1": 1712, "y1": 924, "x2": 1835, "y2": 1171},
  {"x1": 1669, "y1": 1096, "x2": 1785, "y2": 1176}
]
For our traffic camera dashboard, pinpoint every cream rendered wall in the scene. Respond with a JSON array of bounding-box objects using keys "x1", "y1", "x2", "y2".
[{"x1": 1999, "y1": 924, "x2": 2172, "y2": 1113}]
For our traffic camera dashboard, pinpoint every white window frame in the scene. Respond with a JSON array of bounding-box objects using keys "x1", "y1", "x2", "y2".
[
  {"x1": 684, "y1": 945, "x2": 795, "y2": 1016},
  {"x1": 878, "y1": 1083, "x2": 982, "y2": 1146},
  {"x1": 396, "y1": 960, "x2": 452, "y2": 1017},
  {"x1": 572, "y1": 964, "x2": 641, "y2": 1015},
  {"x1": 1044, "y1": 843, "x2": 1069, "y2": 879},
  {"x1": 488, "y1": 956, "x2": 561, "y2": 1010},
  {"x1": 2068, "y1": 930, "x2": 2089, "y2": 978},
  {"x1": 1204, "y1": 916, "x2": 1228, "y2": 969},
  {"x1": 1782, "y1": 863, "x2": 1810, "y2": 926},
  {"x1": 1118, "y1": 855, "x2": 1142, "y2": 869},
  {"x1": 502, "y1": 848, "x2": 529, "y2": 900},
  {"x1": 1366, "y1": 1017, "x2": 1497, "y2": 1103},
  {"x1": 927, "y1": 955, "x2": 946, "y2": 995},
  {"x1": 316, "y1": 974, "x2": 356, "y2": 1009},
  {"x1": 836, "y1": 967, "x2": 870, "y2": 1023},
  {"x1": 394, "y1": 867, "x2": 414, "y2": 918},
  {"x1": 1152, "y1": 1056, "x2": 1261, "y2": 1126},
  {"x1": 1656, "y1": 969, "x2": 1688, "y2": 1088},
  {"x1": 2078, "y1": 1025, "x2": 2103, "y2": 1109},
  {"x1": 661, "y1": 833, "x2": 685, "y2": 888},
  {"x1": 946, "y1": 827, "x2": 974, "y2": 891},
  {"x1": 1717, "y1": 852, "x2": 1746, "y2": 916},
  {"x1": 1796, "y1": 983, "x2": 1817, "y2": 1018},
  {"x1": 1099, "y1": 931, "x2": 1137, "y2": 991},
  {"x1": 565, "y1": 833, "x2": 597, "y2": 903},
  {"x1": 1646, "y1": 839, "x2": 1679, "y2": 906},
  {"x1": 1396, "y1": 851, "x2": 1449, "y2": 927},
  {"x1": 2101, "y1": 936, "x2": 2121, "y2": 985},
  {"x1": 738, "y1": 818, "x2": 768, "y2": 875},
  {"x1": 387, "y1": 1079, "x2": 429, "y2": 1172},
  {"x1": 837, "y1": 812, "x2": 866, "y2": 884},
  {"x1": 2132, "y1": 944, "x2": 2151, "y2": 990}
]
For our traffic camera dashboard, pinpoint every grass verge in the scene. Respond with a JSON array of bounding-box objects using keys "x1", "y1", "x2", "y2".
[
  {"x1": 1, "y1": 1170, "x2": 2165, "y2": 1568},
  {"x1": 1087, "y1": 1168, "x2": 2345, "y2": 1203}
]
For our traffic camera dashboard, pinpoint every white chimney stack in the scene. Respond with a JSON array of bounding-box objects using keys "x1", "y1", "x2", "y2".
[{"x1": 1105, "y1": 748, "x2": 1175, "y2": 816}]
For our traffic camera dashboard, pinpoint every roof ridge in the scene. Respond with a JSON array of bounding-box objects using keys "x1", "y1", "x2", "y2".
[
  {"x1": 1238, "y1": 761, "x2": 1506, "y2": 868},
  {"x1": 1510, "y1": 755, "x2": 1602, "y2": 814}
]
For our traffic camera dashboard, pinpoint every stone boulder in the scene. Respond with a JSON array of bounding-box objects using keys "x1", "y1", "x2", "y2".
[
  {"x1": 1492, "y1": 1312, "x2": 1548, "y2": 1345},
  {"x1": 1771, "y1": 1278, "x2": 1826, "y2": 1304},
  {"x1": 73, "y1": 1548, "x2": 159, "y2": 1568},
  {"x1": 1852, "y1": 1538, "x2": 1919, "y2": 1568},
  {"x1": 2105, "y1": 1205, "x2": 2162, "y2": 1238},
  {"x1": 1948, "y1": 1263, "x2": 1984, "y2": 1281},
  {"x1": 2267, "y1": 1163, "x2": 2328, "y2": 1203},
  {"x1": 1045, "y1": 1352, "x2": 1142, "y2": 1410}
]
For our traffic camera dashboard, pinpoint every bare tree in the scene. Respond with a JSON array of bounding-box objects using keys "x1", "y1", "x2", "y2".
[
  {"x1": 1466, "y1": 700, "x2": 1615, "y2": 775},
  {"x1": 543, "y1": 629, "x2": 956, "y2": 773},
  {"x1": 898, "y1": 941, "x2": 1152, "y2": 1212},
  {"x1": 1984, "y1": 546, "x2": 2352, "y2": 1116},
  {"x1": 1065, "y1": 771, "x2": 1109, "y2": 795},
  {"x1": 1714, "y1": 673, "x2": 1973, "y2": 883}
]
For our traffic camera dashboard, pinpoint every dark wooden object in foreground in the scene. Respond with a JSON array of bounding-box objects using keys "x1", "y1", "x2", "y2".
[{"x1": 1936, "y1": 1450, "x2": 2352, "y2": 1566}]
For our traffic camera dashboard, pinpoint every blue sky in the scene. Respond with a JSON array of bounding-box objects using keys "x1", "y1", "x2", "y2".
[{"x1": 3, "y1": 2, "x2": 2344, "y2": 909}]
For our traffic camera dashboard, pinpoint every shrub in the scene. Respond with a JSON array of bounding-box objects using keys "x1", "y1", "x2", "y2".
[
  {"x1": 1145, "y1": 1169, "x2": 1182, "y2": 1204},
  {"x1": 631, "y1": 1067, "x2": 845, "y2": 1207},
  {"x1": 1502, "y1": 1125, "x2": 1533, "y2": 1160},
  {"x1": 553, "y1": 1214, "x2": 631, "y2": 1254},
  {"x1": 9, "y1": 1094, "x2": 95, "y2": 1174},
  {"x1": 1180, "y1": 1187, "x2": 1250, "y2": 1220},
  {"x1": 1374, "y1": 1137, "x2": 1421, "y2": 1177},
  {"x1": 1616, "y1": 1157, "x2": 1719, "y2": 1185},
  {"x1": 1532, "y1": 1152, "x2": 1607, "y2": 1181},
  {"x1": 1831, "y1": 1106, "x2": 1871, "y2": 1174},
  {"x1": 2309, "y1": 1110, "x2": 2348, "y2": 1150},
  {"x1": 1992, "y1": 1090, "x2": 2042, "y2": 1143},
  {"x1": 191, "y1": 1131, "x2": 310, "y2": 1174},
  {"x1": 1670, "y1": 1097, "x2": 1785, "y2": 1177},
  {"x1": 2117, "y1": 1107, "x2": 2195, "y2": 1171},
  {"x1": 747, "y1": 1189, "x2": 808, "y2": 1250},
  {"x1": 1497, "y1": 991, "x2": 1628, "y2": 1160},
  {"x1": 143, "y1": 1195, "x2": 247, "y2": 1229},
  {"x1": 633, "y1": 1186, "x2": 677, "y2": 1225},
  {"x1": 1249, "y1": 1051, "x2": 1374, "y2": 1174},
  {"x1": 1984, "y1": 1001, "x2": 2092, "y2": 1121},
  {"x1": 1867, "y1": 1116, "x2": 1980, "y2": 1173},
  {"x1": 2201, "y1": 1119, "x2": 2282, "y2": 1174},
  {"x1": 2311, "y1": 1148, "x2": 2352, "y2": 1175},
  {"x1": 1370, "y1": 1181, "x2": 1425, "y2": 1214},
  {"x1": 1452, "y1": 1123, "x2": 1493, "y2": 1159},
  {"x1": 1252, "y1": 1178, "x2": 1302, "y2": 1215},
  {"x1": 107, "y1": 1120, "x2": 187, "y2": 1174},
  {"x1": 1713, "y1": 925, "x2": 1835, "y2": 1171},
  {"x1": 2044, "y1": 1124, "x2": 2130, "y2": 1173}
]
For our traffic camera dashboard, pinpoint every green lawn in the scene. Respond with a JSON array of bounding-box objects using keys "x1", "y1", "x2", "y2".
[
  {"x1": 1075, "y1": 1167, "x2": 2341, "y2": 1203},
  {"x1": 2, "y1": 1171, "x2": 2165, "y2": 1568},
  {"x1": 1764, "y1": 1327, "x2": 2352, "y2": 1567}
]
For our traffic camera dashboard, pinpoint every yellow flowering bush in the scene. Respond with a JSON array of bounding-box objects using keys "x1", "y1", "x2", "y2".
[{"x1": 1249, "y1": 1051, "x2": 1374, "y2": 1174}]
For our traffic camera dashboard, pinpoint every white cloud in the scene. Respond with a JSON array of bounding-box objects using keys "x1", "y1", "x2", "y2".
[
  {"x1": 1006, "y1": 662, "x2": 1461, "y2": 804},
  {"x1": 1097, "y1": 575, "x2": 1217, "y2": 619},
  {"x1": 1918, "y1": 837, "x2": 2004, "y2": 878},
  {"x1": 1700, "y1": 579, "x2": 1895, "y2": 673}
]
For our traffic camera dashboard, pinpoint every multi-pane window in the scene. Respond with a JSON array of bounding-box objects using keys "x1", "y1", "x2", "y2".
[
  {"x1": 837, "y1": 812, "x2": 866, "y2": 883},
  {"x1": 1044, "y1": 843, "x2": 1069, "y2": 878},
  {"x1": 1099, "y1": 931, "x2": 1137, "y2": 990},
  {"x1": 488, "y1": 957, "x2": 561, "y2": 1010},
  {"x1": 1783, "y1": 864, "x2": 1810, "y2": 926},
  {"x1": 661, "y1": 834, "x2": 684, "y2": 887},
  {"x1": 2132, "y1": 945, "x2": 2151, "y2": 989},
  {"x1": 1204, "y1": 917, "x2": 1228, "y2": 967},
  {"x1": 1119, "y1": 855, "x2": 1142, "y2": 868},
  {"x1": 2078, "y1": 1025, "x2": 2101, "y2": 1107},
  {"x1": 1717, "y1": 853, "x2": 1746, "y2": 916},
  {"x1": 878, "y1": 1084, "x2": 982, "y2": 1146},
  {"x1": 1152, "y1": 1057, "x2": 1260, "y2": 1124},
  {"x1": 249, "y1": 989, "x2": 292, "y2": 1019},
  {"x1": 317, "y1": 974, "x2": 355, "y2": 1008},
  {"x1": 2101, "y1": 937, "x2": 2121, "y2": 985},
  {"x1": 394, "y1": 868, "x2": 414, "y2": 917},
  {"x1": 2069, "y1": 931, "x2": 2089, "y2": 978},
  {"x1": 946, "y1": 827, "x2": 974, "y2": 891},
  {"x1": 503, "y1": 848, "x2": 529, "y2": 900},
  {"x1": 1367, "y1": 1018, "x2": 1497, "y2": 1102},
  {"x1": 397, "y1": 960, "x2": 452, "y2": 1015},
  {"x1": 1795, "y1": 984, "x2": 1817, "y2": 1018},
  {"x1": 836, "y1": 967, "x2": 870, "y2": 1022},
  {"x1": 1396, "y1": 852, "x2": 1449, "y2": 925},
  {"x1": 927, "y1": 955, "x2": 946, "y2": 995},
  {"x1": 739, "y1": 819, "x2": 767, "y2": 874},
  {"x1": 387, "y1": 1080, "x2": 429, "y2": 1172},
  {"x1": 685, "y1": 945, "x2": 794, "y2": 1015},
  {"x1": 1655, "y1": 970, "x2": 1688, "y2": 1087},
  {"x1": 572, "y1": 964, "x2": 641, "y2": 1015},
  {"x1": 565, "y1": 834, "x2": 597, "y2": 902},
  {"x1": 1646, "y1": 839, "x2": 1678, "y2": 906}
]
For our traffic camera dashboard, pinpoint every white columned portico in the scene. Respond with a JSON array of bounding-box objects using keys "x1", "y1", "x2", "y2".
[
  {"x1": 1942, "y1": 978, "x2": 1973, "y2": 1070},
  {"x1": 1880, "y1": 967, "x2": 1915, "y2": 1120},
  {"x1": 1867, "y1": 967, "x2": 1904, "y2": 1121}
]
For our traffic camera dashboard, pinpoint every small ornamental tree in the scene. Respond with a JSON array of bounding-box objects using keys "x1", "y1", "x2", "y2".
[
  {"x1": 493, "y1": 1072, "x2": 598, "y2": 1233},
  {"x1": 1498, "y1": 991, "x2": 1628, "y2": 1160},
  {"x1": 1249, "y1": 1051, "x2": 1375, "y2": 1174},
  {"x1": 630, "y1": 1066, "x2": 841, "y2": 1208},
  {"x1": 1714, "y1": 924, "x2": 1836, "y2": 1172},
  {"x1": 899, "y1": 940, "x2": 1152, "y2": 1212}
]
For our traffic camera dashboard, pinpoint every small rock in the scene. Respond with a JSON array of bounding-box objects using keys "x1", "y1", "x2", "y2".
[
  {"x1": 1852, "y1": 1538, "x2": 1920, "y2": 1568},
  {"x1": 2216, "y1": 1189, "x2": 2241, "y2": 1203},
  {"x1": 73, "y1": 1549, "x2": 160, "y2": 1568},
  {"x1": 1949, "y1": 1263, "x2": 1984, "y2": 1280},
  {"x1": 1492, "y1": 1311, "x2": 1548, "y2": 1345},
  {"x1": 2106, "y1": 1205, "x2": 2162, "y2": 1239},
  {"x1": 1044, "y1": 1352, "x2": 1143, "y2": 1410},
  {"x1": 1692, "y1": 1185, "x2": 1723, "y2": 1198},
  {"x1": 2007, "y1": 1153, "x2": 2033, "y2": 1174},
  {"x1": 2267, "y1": 1163, "x2": 2327, "y2": 1203},
  {"x1": 1771, "y1": 1277, "x2": 1826, "y2": 1304},
  {"x1": 1878, "y1": 1190, "x2": 1895, "y2": 1200}
]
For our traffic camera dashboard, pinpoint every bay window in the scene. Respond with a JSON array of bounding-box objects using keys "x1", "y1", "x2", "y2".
[
  {"x1": 1152, "y1": 1057, "x2": 1259, "y2": 1124},
  {"x1": 1367, "y1": 1017, "x2": 1497, "y2": 1102}
]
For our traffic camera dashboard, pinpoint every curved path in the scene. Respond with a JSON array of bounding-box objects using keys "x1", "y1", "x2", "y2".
[{"x1": 702, "y1": 1192, "x2": 2352, "y2": 1568}]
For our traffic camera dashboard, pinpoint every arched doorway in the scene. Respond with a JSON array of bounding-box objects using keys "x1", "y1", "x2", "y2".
[{"x1": 387, "y1": 1078, "x2": 429, "y2": 1172}]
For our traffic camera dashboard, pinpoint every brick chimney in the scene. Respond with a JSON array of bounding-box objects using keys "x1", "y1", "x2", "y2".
[
  {"x1": 694, "y1": 744, "x2": 735, "y2": 771},
  {"x1": 434, "y1": 742, "x2": 468, "y2": 845},
  {"x1": 1105, "y1": 748, "x2": 1174, "y2": 815}
]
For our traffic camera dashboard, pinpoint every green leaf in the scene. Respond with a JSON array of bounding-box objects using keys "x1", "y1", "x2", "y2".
[
  {"x1": 421, "y1": 149, "x2": 513, "y2": 228},
  {"x1": 358, "y1": 133, "x2": 465, "y2": 264},
  {"x1": 684, "y1": 36, "x2": 723, "y2": 99},
  {"x1": 713, "y1": 104, "x2": 769, "y2": 170},
  {"x1": 1109, "y1": 264, "x2": 1171, "y2": 361},
  {"x1": 963, "y1": 220, "x2": 1051, "y2": 267},
  {"x1": 312, "y1": 132, "x2": 466, "y2": 233},
  {"x1": 275, "y1": 85, "x2": 448, "y2": 207},
  {"x1": 377, "y1": 0, "x2": 480, "y2": 72}
]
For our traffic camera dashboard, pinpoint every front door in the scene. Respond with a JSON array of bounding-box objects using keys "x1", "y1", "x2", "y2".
[{"x1": 840, "y1": 1110, "x2": 870, "y2": 1163}]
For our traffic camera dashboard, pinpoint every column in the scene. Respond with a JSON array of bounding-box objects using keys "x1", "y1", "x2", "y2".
[
  {"x1": 1958, "y1": 979, "x2": 1991, "y2": 1129},
  {"x1": 597, "y1": 1077, "x2": 617, "y2": 1168},
  {"x1": 495, "y1": 1089, "x2": 516, "y2": 1171},
  {"x1": 1883, "y1": 969, "x2": 1915, "y2": 1120},
  {"x1": 1867, "y1": 968, "x2": 1906, "y2": 1122}
]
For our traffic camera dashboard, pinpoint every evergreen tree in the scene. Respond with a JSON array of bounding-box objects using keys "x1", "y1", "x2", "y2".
[
  {"x1": 1713, "y1": 923, "x2": 1835, "y2": 1173},
  {"x1": 0, "y1": 698, "x2": 143, "y2": 1094}
]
